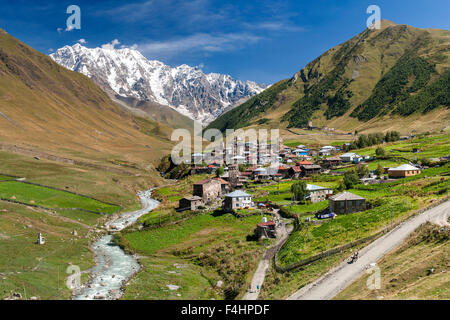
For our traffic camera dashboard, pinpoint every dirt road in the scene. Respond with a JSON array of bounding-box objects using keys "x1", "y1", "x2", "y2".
[
  {"x1": 288, "y1": 199, "x2": 450, "y2": 300},
  {"x1": 243, "y1": 210, "x2": 293, "y2": 300}
]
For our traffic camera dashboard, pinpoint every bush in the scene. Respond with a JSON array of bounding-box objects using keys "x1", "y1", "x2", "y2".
[
  {"x1": 376, "y1": 147, "x2": 386, "y2": 156},
  {"x1": 343, "y1": 172, "x2": 359, "y2": 189}
]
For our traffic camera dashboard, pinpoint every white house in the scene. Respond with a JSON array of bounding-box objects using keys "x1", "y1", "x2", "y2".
[
  {"x1": 319, "y1": 146, "x2": 336, "y2": 156},
  {"x1": 340, "y1": 152, "x2": 359, "y2": 162},
  {"x1": 223, "y1": 190, "x2": 253, "y2": 210}
]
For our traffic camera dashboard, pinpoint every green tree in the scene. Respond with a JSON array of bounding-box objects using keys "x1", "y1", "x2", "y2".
[
  {"x1": 355, "y1": 165, "x2": 369, "y2": 178},
  {"x1": 343, "y1": 171, "x2": 359, "y2": 189},
  {"x1": 291, "y1": 181, "x2": 308, "y2": 202},
  {"x1": 375, "y1": 164, "x2": 384, "y2": 178},
  {"x1": 216, "y1": 166, "x2": 224, "y2": 177},
  {"x1": 375, "y1": 147, "x2": 386, "y2": 156}
]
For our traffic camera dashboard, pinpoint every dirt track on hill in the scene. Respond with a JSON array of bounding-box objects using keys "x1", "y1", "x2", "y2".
[
  {"x1": 243, "y1": 210, "x2": 293, "y2": 300},
  {"x1": 288, "y1": 199, "x2": 450, "y2": 300}
]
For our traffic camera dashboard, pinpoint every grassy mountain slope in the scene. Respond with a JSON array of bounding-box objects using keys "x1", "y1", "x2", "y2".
[
  {"x1": 0, "y1": 29, "x2": 174, "y2": 170},
  {"x1": 113, "y1": 95, "x2": 196, "y2": 132},
  {"x1": 336, "y1": 222, "x2": 449, "y2": 300},
  {"x1": 206, "y1": 21, "x2": 450, "y2": 134}
]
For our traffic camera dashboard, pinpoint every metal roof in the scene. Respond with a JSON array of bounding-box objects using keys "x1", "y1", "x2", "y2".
[
  {"x1": 225, "y1": 190, "x2": 252, "y2": 198},
  {"x1": 388, "y1": 164, "x2": 420, "y2": 171},
  {"x1": 329, "y1": 192, "x2": 365, "y2": 201},
  {"x1": 306, "y1": 184, "x2": 330, "y2": 191}
]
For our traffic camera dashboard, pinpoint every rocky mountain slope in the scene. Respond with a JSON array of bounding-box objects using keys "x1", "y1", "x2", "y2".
[
  {"x1": 0, "y1": 28, "x2": 174, "y2": 168},
  {"x1": 206, "y1": 20, "x2": 450, "y2": 134},
  {"x1": 50, "y1": 44, "x2": 267, "y2": 125}
]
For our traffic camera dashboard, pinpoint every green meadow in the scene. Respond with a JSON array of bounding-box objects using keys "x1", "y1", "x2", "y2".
[{"x1": 0, "y1": 181, "x2": 119, "y2": 214}]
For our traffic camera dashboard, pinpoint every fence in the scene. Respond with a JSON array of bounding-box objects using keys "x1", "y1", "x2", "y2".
[{"x1": 273, "y1": 195, "x2": 450, "y2": 273}]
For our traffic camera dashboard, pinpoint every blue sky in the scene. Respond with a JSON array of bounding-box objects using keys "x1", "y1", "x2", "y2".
[{"x1": 0, "y1": 0, "x2": 449, "y2": 84}]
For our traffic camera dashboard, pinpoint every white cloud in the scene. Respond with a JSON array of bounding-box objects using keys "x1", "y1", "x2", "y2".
[
  {"x1": 137, "y1": 33, "x2": 262, "y2": 58},
  {"x1": 247, "y1": 21, "x2": 304, "y2": 32},
  {"x1": 57, "y1": 26, "x2": 77, "y2": 34},
  {"x1": 101, "y1": 39, "x2": 121, "y2": 50},
  {"x1": 120, "y1": 43, "x2": 138, "y2": 50},
  {"x1": 78, "y1": 38, "x2": 87, "y2": 44}
]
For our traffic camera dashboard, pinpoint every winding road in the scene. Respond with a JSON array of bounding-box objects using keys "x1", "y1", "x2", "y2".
[
  {"x1": 72, "y1": 189, "x2": 160, "y2": 300},
  {"x1": 288, "y1": 199, "x2": 450, "y2": 300}
]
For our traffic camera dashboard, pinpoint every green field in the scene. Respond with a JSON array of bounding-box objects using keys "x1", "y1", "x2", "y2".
[
  {"x1": 120, "y1": 212, "x2": 272, "y2": 299},
  {"x1": 276, "y1": 163, "x2": 450, "y2": 267},
  {"x1": 0, "y1": 175, "x2": 17, "y2": 181},
  {"x1": 335, "y1": 223, "x2": 450, "y2": 300},
  {"x1": 0, "y1": 181, "x2": 120, "y2": 214},
  {"x1": 278, "y1": 197, "x2": 416, "y2": 266},
  {"x1": 0, "y1": 202, "x2": 100, "y2": 300}
]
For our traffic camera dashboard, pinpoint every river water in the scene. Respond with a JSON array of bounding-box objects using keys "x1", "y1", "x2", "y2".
[{"x1": 72, "y1": 189, "x2": 160, "y2": 300}]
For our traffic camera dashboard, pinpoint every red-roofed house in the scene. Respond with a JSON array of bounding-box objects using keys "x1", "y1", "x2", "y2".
[
  {"x1": 288, "y1": 166, "x2": 302, "y2": 178},
  {"x1": 256, "y1": 221, "x2": 276, "y2": 238}
]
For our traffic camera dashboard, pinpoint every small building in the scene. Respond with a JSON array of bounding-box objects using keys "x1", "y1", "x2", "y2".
[
  {"x1": 306, "y1": 184, "x2": 333, "y2": 203},
  {"x1": 329, "y1": 192, "x2": 366, "y2": 214},
  {"x1": 223, "y1": 190, "x2": 253, "y2": 211},
  {"x1": 214, "y1": 177, "x2": 231, "y2": 194},
  {"x1": 319, "y1": 146, "x2": 336, "y2": 156},
  {"x1": 340, "y1": 152, "x2": 359, "y2": 162},
  {"x1": 288, "y1": 166, "x2": 302, "y2": 178},
  {"x1": 256, "y1": 221, "x2": 276, "y2": 239},
  {"x1": 37, "y1": 233, "x2": 46, "y2": 245},
  {"x1": 322, "y1": 157, "x2": 342, "y2": 168},
  {"x1": 300, "y1": 164, "x2": 322, "y2": 176},
  {"x1": 179, "y1": 196, "x2": 203, "y2": 211},
  {"x1": 388, "y1": 164, "x2": 421, "y2": 178},
  {"x1": 293, "y1": 148, "x2": 308, "y2": 156},
  {"x1": 277, "y1": 165, "x2": 290, "y2": 179},
  {"x1": 191, "y1": 166, "x2": 210, "y2": 175},
  {"x1": 193, "y1": 178, "x2": 222, "y2": 202}
]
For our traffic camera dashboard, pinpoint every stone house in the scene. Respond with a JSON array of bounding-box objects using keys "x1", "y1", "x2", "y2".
[
  {"x1": 329, "y1": 192, "x2": 366, "y2": 214},
  {"x1": 193, "y1": 178, "x2": 222, "y2": 203},
  {"x1": 256, "y1": 221, "x2": 276, "y2": 239},
  {"x1": 214, "y1": 177, "x2": 231, "y2": 194},
  {"x1": 179, "y1": 196, "x2": 203, "y2": 211},
  {"x1": 307, "y1": 184, "x2": 333, "y2": 203}
]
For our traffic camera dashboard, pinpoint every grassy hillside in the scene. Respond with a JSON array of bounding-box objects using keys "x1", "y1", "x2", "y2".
[
  {"x1": 0, "y1": 28, "x2": 174, "y2": 169},
  {"x1": 113, "y1": 95, "x2": 196, "y2": 132},
  {"x1": 336, "y1": 222, "x2": 449, "y2": 300},
  {"x1": 0, "y1": 201, "x2": 102, "y2": 300},
  {"x1": 207, "y1": 20, "x2": 450, "y2": 134}
]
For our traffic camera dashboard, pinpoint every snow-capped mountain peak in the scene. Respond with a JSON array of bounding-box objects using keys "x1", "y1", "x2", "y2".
[{"x1": 50, "y1": 44, "x2": 267, "y2": 124}]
